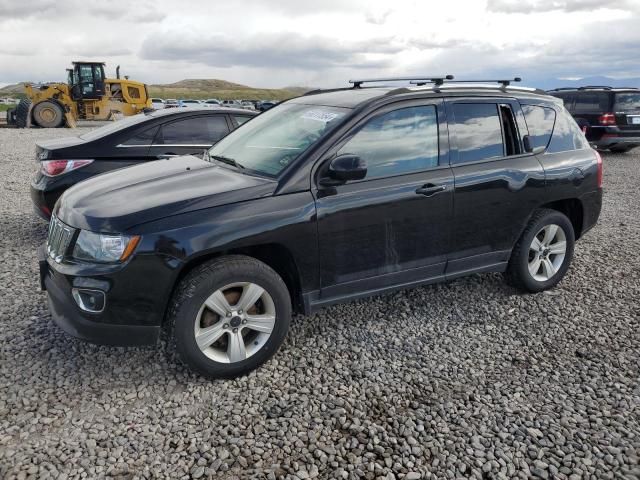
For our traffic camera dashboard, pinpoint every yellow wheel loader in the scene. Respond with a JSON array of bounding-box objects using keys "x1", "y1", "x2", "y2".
[{"x1": 8, "y1": 62, "x2": 151, "y2": 128}]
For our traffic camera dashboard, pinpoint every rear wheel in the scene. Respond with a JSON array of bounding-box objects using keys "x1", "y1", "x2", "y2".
[
  {"x1": 32, "y1": 101, "x2": 65, "y2": 128},
  {"x1": 504, "y1": 209, "x2": 575, "y2": 292},
  {"x1": 15, "y1": 99, "x2": 32, "y2": 128},
  {"x1": 168, "y1": 255, "x2": 291, "y2": 379}
]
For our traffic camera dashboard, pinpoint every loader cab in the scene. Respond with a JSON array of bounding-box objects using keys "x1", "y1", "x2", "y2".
[{"x1": 69, "y1": 62, "x2": 106, "y2": 101}]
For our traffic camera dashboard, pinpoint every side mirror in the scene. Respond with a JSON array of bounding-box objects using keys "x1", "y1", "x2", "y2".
[
  {"x1": 523, "y1": 135, "x2": 545, "y2": 155},
  {"x1": 321, "y1": 154, "x2": 367, "y2": 186}
]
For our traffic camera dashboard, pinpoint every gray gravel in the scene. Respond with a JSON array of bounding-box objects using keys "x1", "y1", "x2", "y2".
[{"x1": 1, "y1": 128, "x2": 639, "y2": 480}]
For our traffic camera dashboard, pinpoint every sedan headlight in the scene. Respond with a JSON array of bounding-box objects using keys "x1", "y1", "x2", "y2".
[{"x1": 73, "y1": 230, "x2": 141, "y2": 263}]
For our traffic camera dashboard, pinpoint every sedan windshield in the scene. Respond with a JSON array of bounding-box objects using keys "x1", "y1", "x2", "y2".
[{"x1": 207, "y1": 103, "x2": 350, "y2": 177}]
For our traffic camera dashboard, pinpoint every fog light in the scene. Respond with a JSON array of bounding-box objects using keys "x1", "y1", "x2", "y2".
[{"x1": 72, "y1": 288, "x2": 106, "y2": 313}]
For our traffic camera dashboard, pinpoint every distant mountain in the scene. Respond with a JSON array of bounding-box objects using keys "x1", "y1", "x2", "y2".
[
  {"x1": 148, "y1": 79, "x2": 310, "y2": 101},
  {"x1": 523, "y1": 76, "x2": 640, "y2": 91}
]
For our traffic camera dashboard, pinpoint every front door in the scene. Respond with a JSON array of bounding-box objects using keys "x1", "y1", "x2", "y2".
[{"x1": 314, "y1": 100, "x2": 454, "y2": 300}]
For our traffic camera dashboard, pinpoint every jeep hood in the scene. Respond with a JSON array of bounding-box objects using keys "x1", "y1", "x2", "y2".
[{"x1": 55, "y1": 155, "x2": 277, "y2": 232}]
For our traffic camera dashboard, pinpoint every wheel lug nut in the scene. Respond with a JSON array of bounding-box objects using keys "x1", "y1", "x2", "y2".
[
  {"x1": 238, "y1": 309, "x2": 243, "y2": 314},
  {"x1": 233, "y1": 328, "x2": 238, "y2": 333},
  {"x1": 223, "y1": 323, "x2": 229, "y2": 329},
  {"x1": 226, "y1": 312, "x2": 232, "y2": 317},
  {"x1": 242, "y1": 320, "x2": 247, "y2": 324}
]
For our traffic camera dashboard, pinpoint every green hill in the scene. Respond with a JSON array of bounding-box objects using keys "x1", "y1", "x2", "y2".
[
  {"x1": 0, "y1": 83, "x2": 27, "y2": 98},
  {"x1": 148, "y1": 79, "x2": 309, "y2": 101},
  {"x1": 0, "y1": 79, "x2": 312, "y2": 101}
]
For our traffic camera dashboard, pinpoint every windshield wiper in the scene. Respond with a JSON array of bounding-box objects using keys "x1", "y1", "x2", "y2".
[{"x1": 211, "y1": 154, "x2": 245, "y2": 170}]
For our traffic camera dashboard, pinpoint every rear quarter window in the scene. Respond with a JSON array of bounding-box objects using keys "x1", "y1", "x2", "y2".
[
  {"x1": 547, "y1": 107, "x2": 590, "y2": 153},
  {"x1": 573, "y1": 92, "x2": 610, "y2": 113},
  {"x1": 521, "y1": 105, "x2": 555, "y2": 149}
]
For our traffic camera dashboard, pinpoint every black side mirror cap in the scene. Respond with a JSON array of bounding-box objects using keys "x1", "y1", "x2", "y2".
[
  {"x1": 320, "y1": 154, "x2": 367, "y2": 186},
  {"x1": 523, "y1": 135, "x2": 546, "y2": 155}
]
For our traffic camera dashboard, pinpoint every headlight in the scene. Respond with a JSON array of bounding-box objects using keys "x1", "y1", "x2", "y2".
[{"x1": 73, "y1": 230, "x2": 141, "y2": 263}]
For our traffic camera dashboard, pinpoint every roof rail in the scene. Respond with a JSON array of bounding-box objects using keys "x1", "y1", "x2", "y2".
[
  {"x1": 547, "y1": 87, "x2": 577, "y2": 92},
  {"x1": 412, "y1": 77, "x2": 522, "y2": 87},
  {"x1": 577, "y1": 85, "x2": 612, "y2": 90},
  {"x1": 348, "y1": 75, "x2": 454, "y2": 88}
]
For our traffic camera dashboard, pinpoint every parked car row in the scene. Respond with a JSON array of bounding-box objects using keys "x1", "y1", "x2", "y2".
[
  {"x1": 150, "y1": 98, "x2": 277, "y2": 111},
  {"x1": 36, "y1": 76, "x2": 602, "y2": 379}
]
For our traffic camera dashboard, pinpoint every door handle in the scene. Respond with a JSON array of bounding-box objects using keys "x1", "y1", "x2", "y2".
[{"x1": 415, "y1": 184, "x2": 446, "y2": 197}]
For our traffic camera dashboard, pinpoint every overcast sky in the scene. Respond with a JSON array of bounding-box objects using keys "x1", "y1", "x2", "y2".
[{"x1": 1, "y1": 0, "x2": 639, "y2": 88}]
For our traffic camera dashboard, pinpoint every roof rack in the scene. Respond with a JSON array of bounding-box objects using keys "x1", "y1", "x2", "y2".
[
  {"x1": 348, "y1": 75, "x2": 454, "y2": 88},
  {"x1": 411, "y1": 77, "x2": 522, "y2": 87}
]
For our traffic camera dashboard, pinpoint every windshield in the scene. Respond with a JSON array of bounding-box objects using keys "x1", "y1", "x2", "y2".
[
  {"x1": 614, "y1": 93, "x2": 640, "y2": 111},
  {"x1": 79, "y1": 114, "x2": 150, "y2": 141},
  {"x1": 207, "y1": 103, "x2": 349, "y2": 177}
]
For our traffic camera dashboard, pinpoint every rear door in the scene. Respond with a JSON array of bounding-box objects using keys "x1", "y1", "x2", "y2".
[
  {"x1": 149, "y1": 114, "x2": 232, "y2": 158},
  {"x1": 445, "y1": 98, "x2": 546, "y2": 276}
]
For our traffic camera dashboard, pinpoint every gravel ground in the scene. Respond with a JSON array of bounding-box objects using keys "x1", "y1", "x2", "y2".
[{"x1": 0, "y1": 128, "x2": 639, "y2": 480}]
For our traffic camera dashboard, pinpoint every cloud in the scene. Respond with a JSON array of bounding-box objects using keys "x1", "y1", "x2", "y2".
[
  {"x1": 140, "y1": 31, "x2": 403, "y2": 70},
  {"x1": 0, "y1": 0, "x2": 165, "y2": 22},
  {"x1": 0, "y1": 0, "x2": 58, "y2": 18},
  {"x1": 487, "y1": 0, "x2": 638, "y2": 14}
]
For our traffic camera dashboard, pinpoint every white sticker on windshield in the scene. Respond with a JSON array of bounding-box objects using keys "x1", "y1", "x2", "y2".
[{"x1": 300, "y1": 110, "x2": 342, "y2": 123}]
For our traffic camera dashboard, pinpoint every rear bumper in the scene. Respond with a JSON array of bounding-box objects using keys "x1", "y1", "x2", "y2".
[
  {"x1": 30, "y1": 182, "x2": 61, "y2": 220},
  {"x1": 591, "y1": 133, "x2": 640, "y2": 149},
  {"x1": 39, "y1": 245, "x2": 163, "y2": 346}
]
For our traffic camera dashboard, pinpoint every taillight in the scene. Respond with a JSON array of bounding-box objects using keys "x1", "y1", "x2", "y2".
[
  {"x1": 598, "y1": 113, "x2": 616, "y2": 126},
  {"x1": 594, "y1": 150, "x2": 603, "y2": 188},
  {"x1": 41, "y1": 159, "x2": 93, "y2": 177}
]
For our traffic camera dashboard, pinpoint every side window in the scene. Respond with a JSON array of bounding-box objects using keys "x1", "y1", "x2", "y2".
[
  {"x1": 547, "y1": 107, "x2": 590, "y2": 153},
  {"x1": 337, "y1": 105, "x2": 439, "y2": 180},
  {"x1": 234, "y1": 115, "x2": 251, "y2": 126},
  {"x1": 522, "y1": 105, "x2": 556, "y2": 149},
  {"x1": 573, "y1": 92, "x2": 608, "y2": 113},
  {"x1": 122, "y1": 126, "x2": 158, "y2": 146},
  {"x1": 156, "y1": 116, "x2": 230, "y2": 145},
  {"x1": 451, "y1": 103, "x2": 504, "y2": 163},
  {"x1": 499, "y1": 104, "x2": 522, "y2": 156}
]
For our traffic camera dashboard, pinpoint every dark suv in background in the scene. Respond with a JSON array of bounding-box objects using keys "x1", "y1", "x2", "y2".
[
  {"x1": 40, "y1": 76, "x2": 602, "y2": 378},
  {"x1": 548, "y1": 86, "x2": 640, "y2": 152}
]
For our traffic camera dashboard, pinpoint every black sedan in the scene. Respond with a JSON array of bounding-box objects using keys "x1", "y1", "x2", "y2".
[{"x1": 31, "y1": 107, "x2": 256, "y2": 219}]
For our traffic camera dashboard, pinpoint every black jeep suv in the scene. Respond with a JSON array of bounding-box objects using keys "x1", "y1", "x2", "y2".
[
  {"x1": 548, "y1": 86, "x2": 640, "y2": 152},
  {"x1": 39, "y1": 77, "x2": 603, "y2": 378}
]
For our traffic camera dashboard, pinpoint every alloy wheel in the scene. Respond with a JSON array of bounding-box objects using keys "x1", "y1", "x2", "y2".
[
  {"x1": 528, "y1": 224, "x2": 567, "y2": 282},
  {"x1": 194, "y1": 282, "x2": 276, "y2": 363}
]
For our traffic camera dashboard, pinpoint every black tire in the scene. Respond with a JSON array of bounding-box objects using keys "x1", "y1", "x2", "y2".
[
  {"x1": 609, "y1": 146, "x2": 632, "y2": 153},
  {"x1": 15, "y1": 98, "x2": 31, "y2": 128},
  {"x1": 168, "y1": 255, "x2": 291, "y2": 379},
  {"x1": 5, "y1": 107, "x2": 16, "y2": 125},
  {"x1": 32, "y1": 100, "x2": 65, "y2": 128},
  {"x1": 504, "y1": 209, "x2": 575, "y2": 293}
]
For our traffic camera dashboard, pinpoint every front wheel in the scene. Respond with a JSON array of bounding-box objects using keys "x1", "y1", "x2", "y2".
[
  {"x1": 168, "y1": 255, "x2": 291, "y2": 379},
  {"x1": 32, "y1": 101, "x2": 65, "y2": 128},
  {"x1": 504, "y1": 209, "x2": 575, "y2": 292}
]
